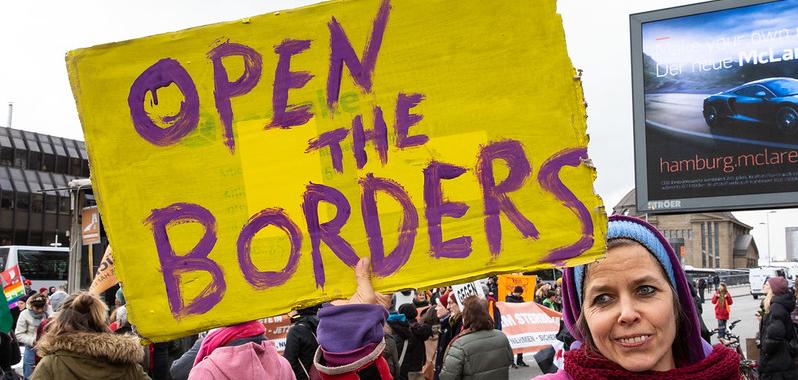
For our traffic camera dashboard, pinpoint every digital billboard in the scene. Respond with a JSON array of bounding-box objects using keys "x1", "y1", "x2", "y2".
[{"x1": 631, "y1": 0, "x2": 798, "y2": 213}]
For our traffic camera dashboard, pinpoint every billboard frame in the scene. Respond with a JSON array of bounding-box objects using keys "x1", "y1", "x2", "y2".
[{"x1": 629, "y1": 0, "x2": 798, "y2": 214}]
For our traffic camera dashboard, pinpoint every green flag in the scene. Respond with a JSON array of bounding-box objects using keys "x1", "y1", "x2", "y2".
[{"x1": 0, "y1": 287, "x2": 13, "y2": 333}]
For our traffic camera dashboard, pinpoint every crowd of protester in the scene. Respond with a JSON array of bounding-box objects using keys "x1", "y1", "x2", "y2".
[{"x1": 1, "y1": 216, "x2": 798, "y2": 379}]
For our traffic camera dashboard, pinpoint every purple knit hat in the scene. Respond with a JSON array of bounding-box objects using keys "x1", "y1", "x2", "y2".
[{"x1": 561, "y1": 215, "x2": 710, "y2": 365}]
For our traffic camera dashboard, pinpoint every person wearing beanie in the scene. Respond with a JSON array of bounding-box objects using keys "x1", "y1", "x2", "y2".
[
  {"x1": 711, "y1": 282, "x2": 733, "y2": 339},
  {"x1": 284, "y1": 305, "x2": 321, "y2": 380},
  {"x1": 16, "y1": 292, "x2": 49, "y2": 379},
  {"x1": 758, "y1": 276, "x2": 798, "y2": 378},
  {"x1": 536, "y1": 215, "x2": 739, "y2": 380},
  {"x1": 311, "y1": 257, "x2": 393, "y2": 379},
  {"x1": 387, "y1": 304, "x2": 431, "y2": 380}
]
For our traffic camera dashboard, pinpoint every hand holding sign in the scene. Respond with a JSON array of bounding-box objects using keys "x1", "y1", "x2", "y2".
[{"x1": 331, "y1": 257, "x2": 391, "y2": 308}]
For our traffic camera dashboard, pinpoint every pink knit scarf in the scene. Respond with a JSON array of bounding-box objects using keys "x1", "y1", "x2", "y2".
[{"x1": 193, "y1": 321, "x2": 266, "y2": 365}]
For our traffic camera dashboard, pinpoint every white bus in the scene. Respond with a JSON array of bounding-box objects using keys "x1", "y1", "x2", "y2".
[
  {"x1": 0, "y1": 246, "x2": 69, "y2": 292},
  {"x1": 749, "y1": 267, "x2": 791, "y2": 299}
]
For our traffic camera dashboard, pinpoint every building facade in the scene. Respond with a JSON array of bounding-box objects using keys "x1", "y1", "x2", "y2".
[
  {"x1": 614, "y1": 189, "x2": 759, "y2": 269},
  {"x1": 0, "y1": 127, "x2": 90, "y2": 246}
]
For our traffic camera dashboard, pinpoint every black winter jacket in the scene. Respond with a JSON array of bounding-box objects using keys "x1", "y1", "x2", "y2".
[
  {"x1": 759, "y1": 293, "x2": 798, "y2": 378},
  {"x1": 387, "y1": 319, "x2": 433, "y2": 380},
  {"x1": 284, "y1": 315, "x2": 320, "y2": 380},
  {"x1": 505, "y1": 294, "x2": 524, "y2": 303}
]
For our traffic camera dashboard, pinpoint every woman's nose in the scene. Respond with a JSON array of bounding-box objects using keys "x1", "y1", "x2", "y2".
[{"x1": 617, "y1": 297, "x2": 641, "y2": 325}]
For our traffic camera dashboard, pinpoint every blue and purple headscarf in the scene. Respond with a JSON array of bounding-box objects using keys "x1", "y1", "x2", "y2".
[{"x1": 561, "y1": 215, "x2": 711, "y2": 365}]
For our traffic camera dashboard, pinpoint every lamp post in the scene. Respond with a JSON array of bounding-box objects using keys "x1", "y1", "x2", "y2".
[{"x1": 766, "y1": 211, "x2": 776, "y2": 266}]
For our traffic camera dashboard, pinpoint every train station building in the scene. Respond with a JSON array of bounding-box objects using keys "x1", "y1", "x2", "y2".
[{"x1": 614, "y1": 189, "x2": 759, "y2": 269}]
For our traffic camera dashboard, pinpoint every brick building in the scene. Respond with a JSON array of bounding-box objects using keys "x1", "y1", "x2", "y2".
[{"x1": 614, "y1": 189, "x2": 759, "y2": 269}]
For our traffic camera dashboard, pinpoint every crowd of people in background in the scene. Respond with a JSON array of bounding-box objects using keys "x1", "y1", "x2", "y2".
[
  {"x1": 1, "y1": 217, "x2": 798, "y2": 379},
  {"x1": 0, "y1": 271, "x2": 573, "y2": 379}
]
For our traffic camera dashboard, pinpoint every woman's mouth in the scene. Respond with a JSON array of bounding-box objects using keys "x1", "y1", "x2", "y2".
[{"x1": 615, "y1": 334, "x2": 651, "y2": 348}]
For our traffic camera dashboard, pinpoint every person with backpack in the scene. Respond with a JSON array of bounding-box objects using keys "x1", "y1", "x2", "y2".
[
  {"x1": 385, "y1": 304, "x2": 432, "y2": 380},
  {"x1": 758, "y1": 276, "x2": 798, "y2": 379},
  {"x1": 284, "y1": 306, "x2": 321, "y2": 380}
]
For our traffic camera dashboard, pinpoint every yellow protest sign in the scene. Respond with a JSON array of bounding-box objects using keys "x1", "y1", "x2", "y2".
[{"x1": 67, "y1": 0, "x2": 606, "y2": 341}]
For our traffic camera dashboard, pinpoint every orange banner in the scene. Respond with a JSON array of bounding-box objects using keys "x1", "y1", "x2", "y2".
[
  {"x1": 263, "y1": 314, "x2": 292, "y2": 352},
  {"x1": 496, "y1": 301, "x2": 561, "y2": 354},
  {"x1": 497, "y1": 275, "x2": 536, "y2": 303},
  {"x1": 89, "y1": 246, "x2": 119, "y2": 295}
]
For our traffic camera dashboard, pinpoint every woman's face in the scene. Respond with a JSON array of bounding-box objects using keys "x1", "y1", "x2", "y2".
[
  {"x1": 447, "y1": 296, "x2": 460, "y2": 315},
  {"x1": 435, "y1": 302, "x2": 449, "y2": 318},
  {"x1": 763, "y1": 281, "x2": 772, "y2": 295},
  {"x1": 582, "y1": 243, "x2": 677, "y2": 372}
]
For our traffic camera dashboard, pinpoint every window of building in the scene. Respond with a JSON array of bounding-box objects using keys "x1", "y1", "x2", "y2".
[
  {"x1": 13, "y1": 149, "x2": 27, "y2": 169},
  {"x1": 69, "y1": 158, "x2": 82, "y2": 176},
  {"x1": 31, "y1": 193, "x2": 43, "y2": 214},
  {"x1": 28, "y1": 232, "x2": 43, "y2": 246},
  {"x1": 0, "y1": 191, "x2": 13, "y2": 209},
  {"x1": 0, "y1": 146, "x2": 12, "y2": 166},
  {"x1": 55, "y1": 156, "x2": 68, "y2": 174},
  {"x1": 44, "y1": 195, "x2": 57, "y2": 214},
  {"x1": 42, "y1": 153, "x2": 55, "y2": 172},
  {"x1": 701, "y1": 223, "x2": 707, "y2": 267},
  {"x1": 16, "y1": 194, "x2": 29, "y2": 210},
  {"x1": 713, "y1": 222, "x2": 720, "y2": 268},
  {"x1": 707, "y1": 222, "x2": 714, "y2": 268},
  {"x1": 58, "y1": 196, "x2": 70, "y2": 214},
  {"x1": 13, "y1": 230, "x2": 26, "y2": 245},
  {"x1": 27, "y1": 151, "x2": 41, "y2": 171}
]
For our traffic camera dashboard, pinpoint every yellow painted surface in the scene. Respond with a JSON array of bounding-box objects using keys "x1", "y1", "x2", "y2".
[{"x1": 67, "y1": 0, "x2": 606, "y2": 341}]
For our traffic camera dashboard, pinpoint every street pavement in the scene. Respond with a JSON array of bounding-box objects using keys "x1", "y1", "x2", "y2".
[
  {"x1": 699, "y1": 284, "x2": 760, "y2": 359},
  {"x1": 510, "y1": 353, "x2": 544, "y2": 379}
]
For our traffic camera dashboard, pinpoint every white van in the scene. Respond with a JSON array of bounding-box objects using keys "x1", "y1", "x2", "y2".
[
  {"x1": 749, "y1": 267, "x2": 790, "y2": 299},
  {"x1": 0, "y1": 246, "x2": 69, "y2": 292}
]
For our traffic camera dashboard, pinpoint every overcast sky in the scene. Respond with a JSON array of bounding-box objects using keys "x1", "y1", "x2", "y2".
[{"x1": 0, "y1": 0, "x2": 794, "y2": 263}]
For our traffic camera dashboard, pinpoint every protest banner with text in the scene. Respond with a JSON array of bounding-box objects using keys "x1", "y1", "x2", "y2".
[
  {"x1": 67, "y1": 0, "x2": 606, "y2": 341},
  {"x1": 496, "y1": 301, "x2": 561, "y2": 354}
]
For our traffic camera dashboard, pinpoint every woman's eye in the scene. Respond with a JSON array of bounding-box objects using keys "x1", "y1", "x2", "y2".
[
  {"x1": 637, "y1": 285, "x2": 656, "y2": 296},
  {"x1": 593, "y1": 294, "x2": 612, "y2": 305}
]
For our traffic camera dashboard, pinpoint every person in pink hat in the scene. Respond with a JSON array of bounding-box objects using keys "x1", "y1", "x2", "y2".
[{"x1": 757, "y1": 276, "x2": 798, "y2": 378}]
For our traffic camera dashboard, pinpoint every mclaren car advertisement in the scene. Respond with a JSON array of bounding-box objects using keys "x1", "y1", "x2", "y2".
[{"x1": 636, "y1": 0, "x2": 798, "y2": 211}]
